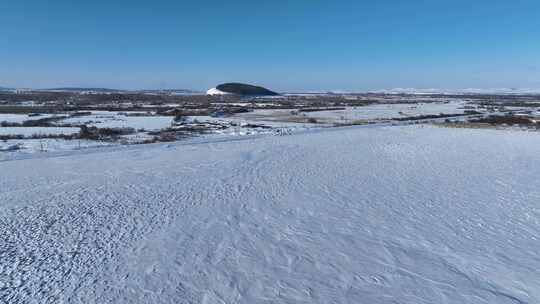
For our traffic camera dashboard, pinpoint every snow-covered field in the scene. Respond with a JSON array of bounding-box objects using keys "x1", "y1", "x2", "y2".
[
  {"x1": 185, "y1": 115, "x2": 316, "y2": 136},
  {"x1": 58, "y1": 111, "x2": 174, "y2": 131},
  {"x1": 0, "y1": 112, "x2": 176, "y2": 156},
  {"x1": 0, "y1": 113, "x2": 57, "y2": 124},
  {"x1": 0, "y1": 139, "x2": 114, "y2": 159},
  {"x1": 0, "y1": 102, "x2": 485, "y2": 156},
  {"x1": 0, "y1": 127, "x2": 80, "y2": 136},
  {"x1": 306, "y1": 101, "x2": 470, "y2": 121},
  {"x1": 234, "y1": 101, "x2": 474, "y2": 124},
  {"x1": 1, "y1": 125, "x2": 539, "y2": 303}
]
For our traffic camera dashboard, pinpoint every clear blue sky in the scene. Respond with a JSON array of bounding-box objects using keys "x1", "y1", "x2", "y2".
[{"x1": 1, "y1": 0, "x2": 539, "y2": 91}]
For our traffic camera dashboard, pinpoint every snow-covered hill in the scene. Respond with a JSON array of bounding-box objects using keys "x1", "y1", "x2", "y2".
[
  {"x1": 207, "y1": 83, "x2": 279, "y2": 96},
  {"x1": 206, "y1": 87, "x2": 232, "y2": 95},
  {"x1": 1, "y1": 125, "x2": 539, "y2": 303}
]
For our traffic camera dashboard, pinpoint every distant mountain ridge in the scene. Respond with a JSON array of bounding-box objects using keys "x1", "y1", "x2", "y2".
[
  {"x1": 40, "y1": 87, "x2": 123, "y2": 93},
  {"x1": 369, "y1": 88, "x2": 540, "y2": 95},
  {"x1": 137, "y1": 89, "x2": 203, "y2": 95},
  {"x1": 34, "y1": 87, "x2": 202, "y2": 94}
]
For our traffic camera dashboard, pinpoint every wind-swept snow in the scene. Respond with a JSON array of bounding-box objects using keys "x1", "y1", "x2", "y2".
[{"x1": 1, "y1": 125, "x2": 539, "y2": 303}]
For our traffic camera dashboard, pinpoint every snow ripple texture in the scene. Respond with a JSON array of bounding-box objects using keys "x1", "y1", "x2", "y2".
[{"x1": 1, "y1": 125, "x2": 539, "y2": 303}]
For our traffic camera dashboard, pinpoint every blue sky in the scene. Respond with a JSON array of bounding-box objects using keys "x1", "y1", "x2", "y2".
[{"x1": 1, "y1": 0, "x2": 539, "y2": 91}]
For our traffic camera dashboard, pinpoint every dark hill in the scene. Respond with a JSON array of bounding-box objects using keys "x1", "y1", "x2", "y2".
[{"x1": 216, "y1": 83, "x2": 279, "y2": 96}]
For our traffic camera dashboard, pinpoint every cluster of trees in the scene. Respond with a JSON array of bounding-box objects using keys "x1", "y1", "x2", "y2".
[
  {"x1": 79, "y1": 125, "x2": 135, "y2": 140},
  {"x1": 471, "y1": 115, "x2": 538, "y2": 126}
]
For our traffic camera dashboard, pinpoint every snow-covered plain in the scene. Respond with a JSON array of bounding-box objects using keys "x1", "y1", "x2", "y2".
[
  {"x1": 58, "y1": 111, "x2": 174, "y2": 131},
  {"x1": 0, "y1": 139, "x2": 114, "y2": 159},
  {"x1": 185, "y1": 115, "x2": 317, "y2": 136},
  {"x1": 234, "y1": 101, "x2": 473, "y2": 124},
  {"x1": 0, "y1": 113, "x2": 57, "y2": 124},
  {"x1": 305, "y1": 101, "x2": 470, "y2": 122},
  {"x1": 0, "y1": 126, "x2": 80, "y2": 136},
  {"x1": 1, "y1": 125, "x2": 539, "y2": 303}
]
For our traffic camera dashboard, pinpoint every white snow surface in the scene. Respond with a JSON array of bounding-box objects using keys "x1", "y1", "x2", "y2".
[
  {"x1": 1, "y1": 125, "x2": 540, "y2": 303},
  {"x1": 206, "y1": 87, "x2": 232, "y2": 95},
  {"x1": 59, "y1": 111, "x2": 173, "y2": 131},
  {"x1": 231, "y1": 101, "x2": 473, "y2": 124},
  {"x1": 305, "y1": 102, "x2": 469, "y2": 122},
  {"x1": 0, "y1": 139, "x2": 114, "y2": 159},
  {"x1": 0, "y1": 127, "x2": 80, "y2": 136},
  {"x1": 0, "y1": 114, "x2": 52, "y2": 124}
]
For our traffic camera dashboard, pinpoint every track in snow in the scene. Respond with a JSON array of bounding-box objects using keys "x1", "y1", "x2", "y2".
[{"x1": 1, "y1": 125, "x2": 540, "y2": 303}]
